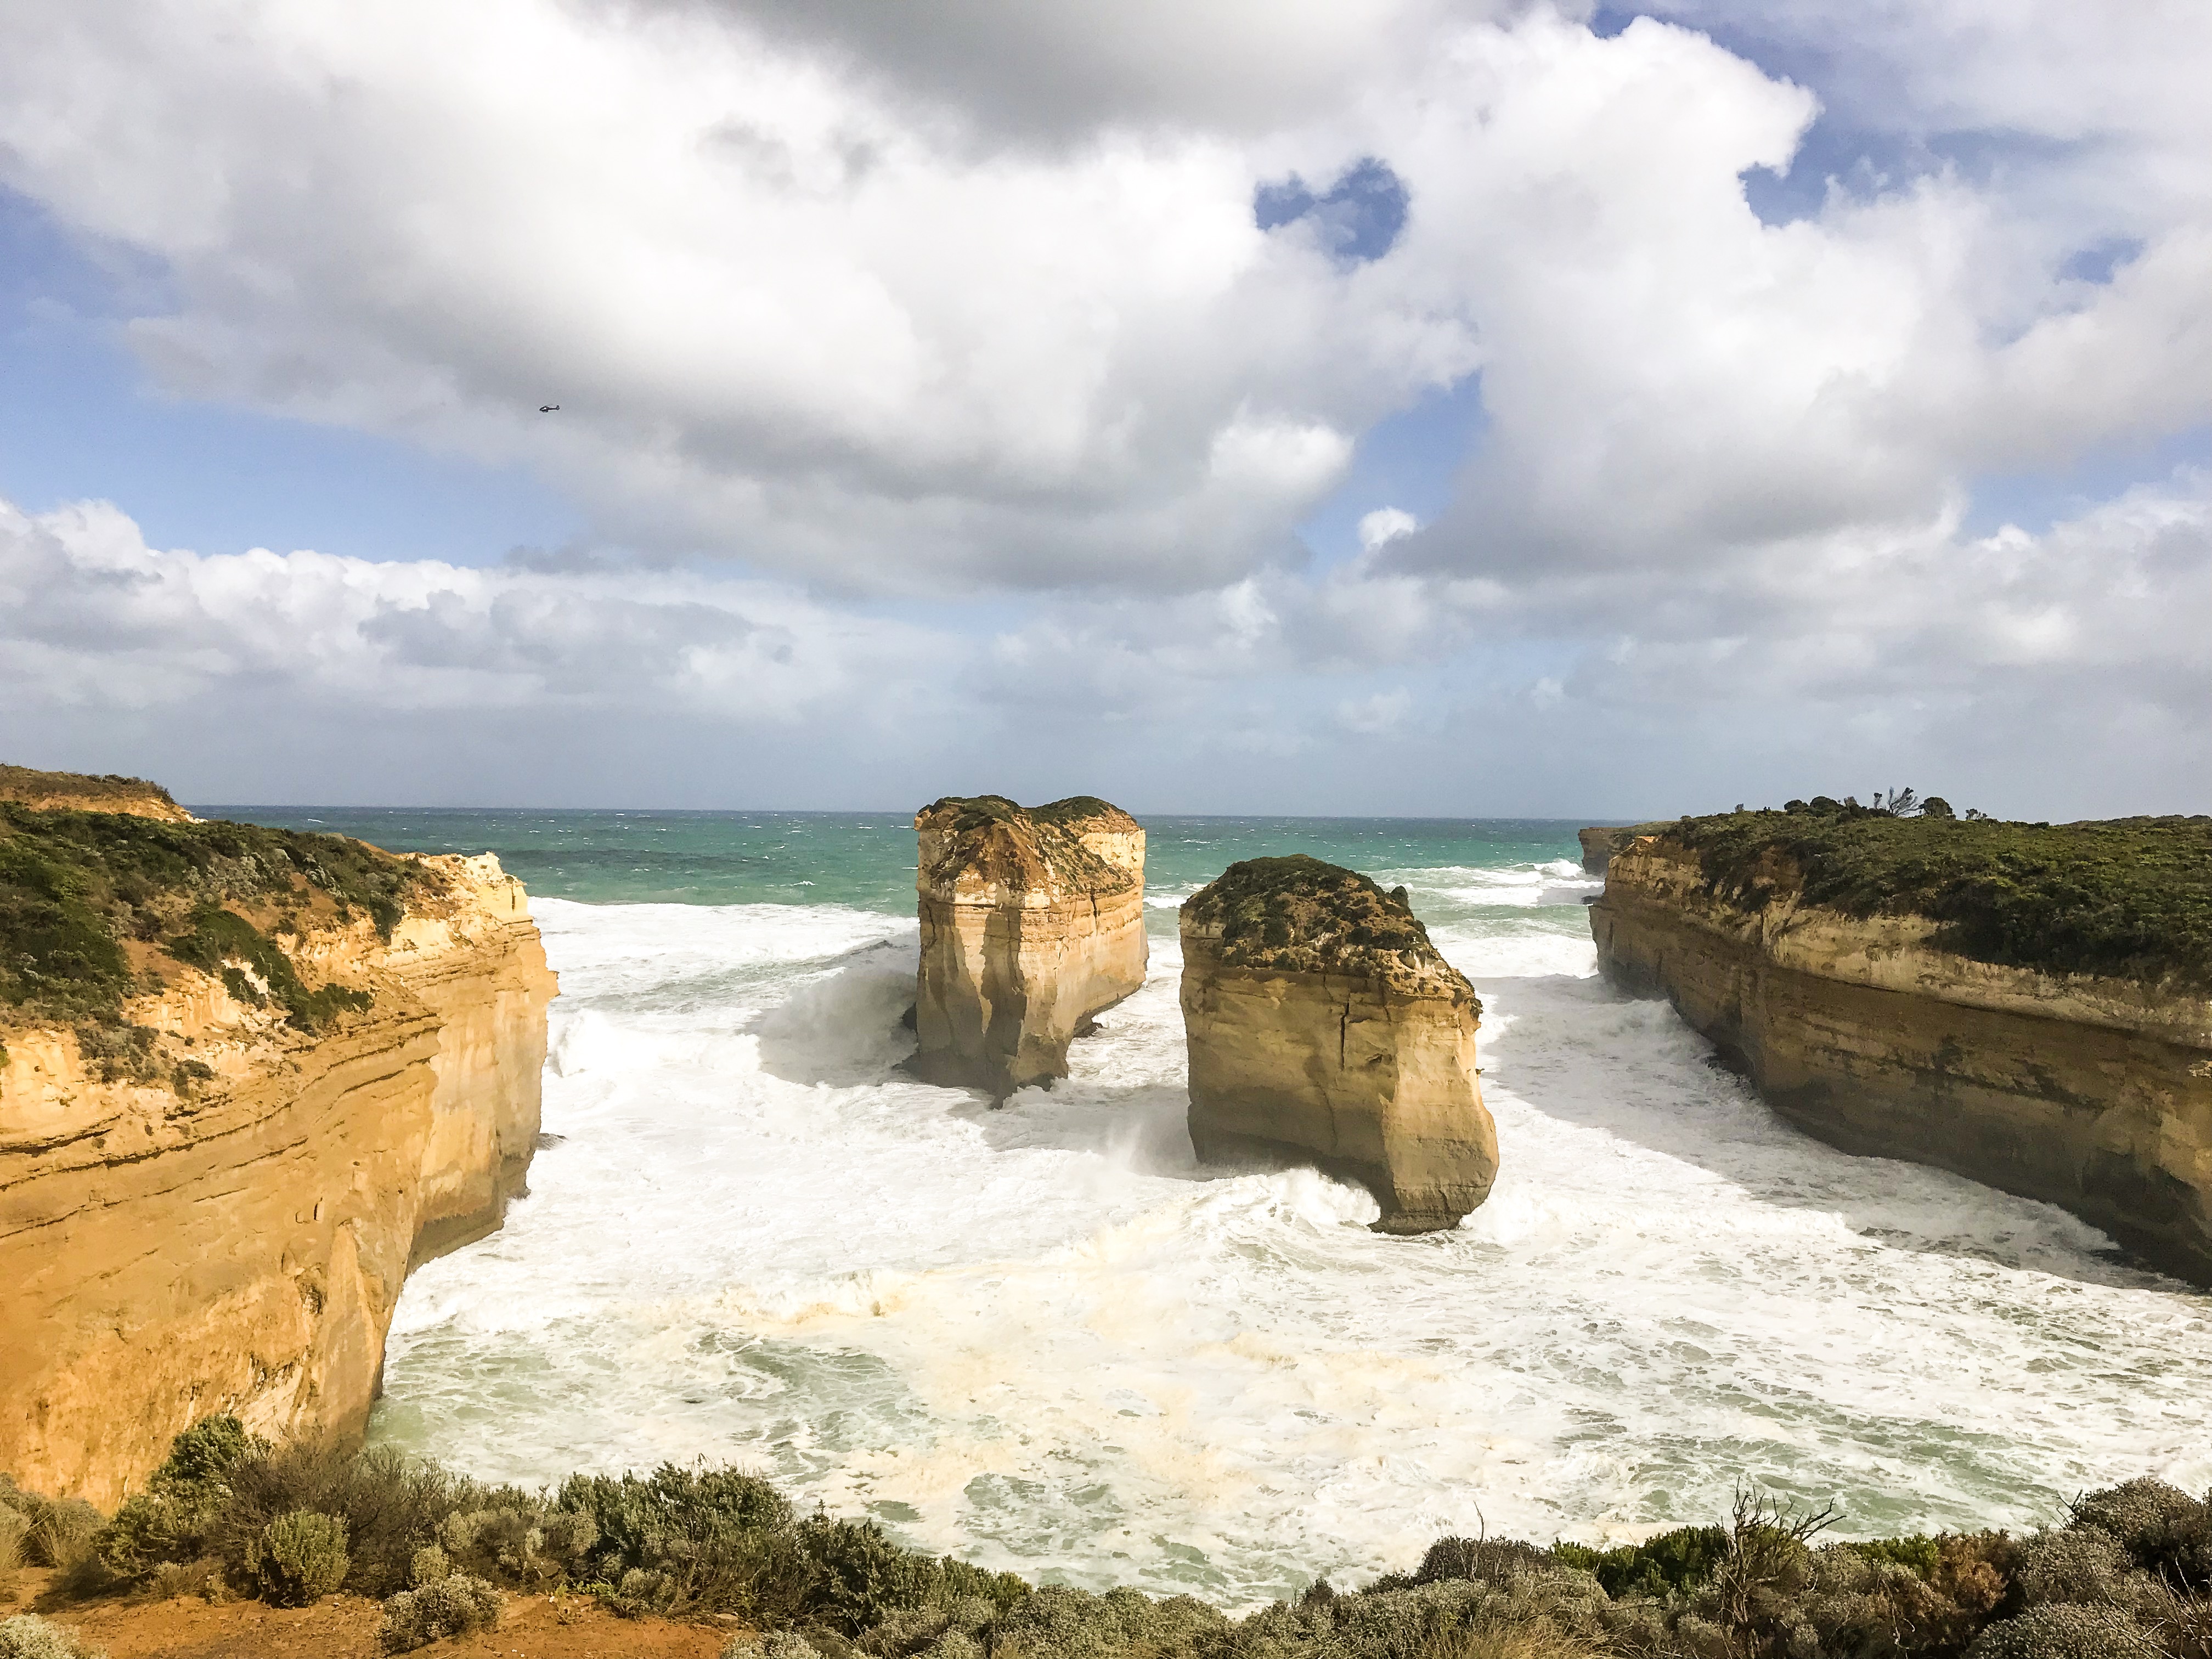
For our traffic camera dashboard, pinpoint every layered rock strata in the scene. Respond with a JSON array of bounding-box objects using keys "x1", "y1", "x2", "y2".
[
  {"x1": 0, "y1": 853, "x2": 555, "y2": 1506},
  {"x1": 912, "y1": 795, "x2": 1147, "y2": 1096},
  {"x1": 1592, "y1": 832, "x2": 2212, "y2": 1282},
  {"x1": 1181, "y1": 856, "x2": 1497, "y2": 1233}
]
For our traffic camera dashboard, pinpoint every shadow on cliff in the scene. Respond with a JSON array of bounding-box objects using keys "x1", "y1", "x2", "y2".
[{"x1": 1480, "y1": 971, "x2": 2191, "y2": 1295}]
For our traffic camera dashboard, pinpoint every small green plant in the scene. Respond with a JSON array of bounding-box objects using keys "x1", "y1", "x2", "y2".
[
  {"x1": 378, "y1": 1572, "x2": 504, "y2": 1652},
  {"x1": 1550, "y1": 1525, "x2": 1730, "y2": 1598},
  {"x1": 243, "y1": 1510, "x2": 348, "y2": 1605}
]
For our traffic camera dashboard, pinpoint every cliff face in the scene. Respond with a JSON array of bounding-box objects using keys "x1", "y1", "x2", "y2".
[
  {"x1": 1592, "y1": 835, "x2": 2212, "y2": 1282},
  {"x1": 0, "y1": 854, "x2": 555, "y2": 1506},
  {"x1": 912, "y1": 796, "x2": 1147, "y2": 1096},
  {"x1": 1180, "y1": 857, "x2": 1497, "y2": 1233},
  {"x1": 1578, "y1": 823, "x2": 1667, "y2": 874}
]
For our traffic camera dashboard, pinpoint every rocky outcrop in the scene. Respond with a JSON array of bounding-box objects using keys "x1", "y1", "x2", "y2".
[
  {"x1": 912, "y1": 796, "x2": 1148, "y2": 1096},
  {"x1": 0, "y1": 854, "x2": 556, "y2": 1506},
  {"x1": 1592, "y1": 833, "x2": 2212, "y2": 1283},
  {"x1": 0, "y1": 764, "x2": 192, "y2": 821},
  {"x1": 1180, "y1": 856, "x2": 1497, "y2": 1233},
  {"x1": 1578, "y1": 823, "x2": 1667, "y2": 874}
]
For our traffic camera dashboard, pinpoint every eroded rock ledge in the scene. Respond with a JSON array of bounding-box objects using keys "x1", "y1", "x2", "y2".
[
  {"x1": 1180, "y1": 856, "x2": 1497, "y2": 1233},
  {"x1": 0, "y1": 792, "x2": 556, "y2": 1505},
  {"x1": 1590, "y1": 815, "x2": 2212, "y2": 1282},
  {"x1": 912, "y1": 795, "x2": 1147, "y2": 1096}
]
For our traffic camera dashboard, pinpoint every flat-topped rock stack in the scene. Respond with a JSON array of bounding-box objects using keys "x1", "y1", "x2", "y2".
[
  {"x1": 912, "y1": 795, "x2": 1148, "y2": 1097},
  {"x1": 1180, "y1": 855, "x2": 1497, "y2": 1233}
]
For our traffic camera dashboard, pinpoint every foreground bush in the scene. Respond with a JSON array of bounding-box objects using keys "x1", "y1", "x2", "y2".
[
  {"x1": 242, "y1": 1510, "x2": 348, "y2": 1605},
  {"x1": 0, "y1": 1480, "x2": 100, "y2": 1578},
  {"x1": 0, "y1": 1615, "x2": 105, "y2": 1659},
  {"x1": 20, "y1": 1424, "x2": 2212, "y2": 1659},
  {"x1": 378, "y1": 1572, "x2": 505, "y2": 1653}
]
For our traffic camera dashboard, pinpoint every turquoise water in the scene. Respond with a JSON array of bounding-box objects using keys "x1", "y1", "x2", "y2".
[
  {"x1": 209, "y1": 808, "x2": 1596, "y2": 932},
  {"x1": 202, "y1": 804, "x2": 2212, "y2": 1603}
]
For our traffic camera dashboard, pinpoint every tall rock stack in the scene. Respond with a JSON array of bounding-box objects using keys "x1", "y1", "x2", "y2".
[
  {"x1": 1181, "y1": 856, "x2": 1497, "y2": 1233},
  {"x1": 912, "y1": 795, "x2": 1148, "y2": 1097}
]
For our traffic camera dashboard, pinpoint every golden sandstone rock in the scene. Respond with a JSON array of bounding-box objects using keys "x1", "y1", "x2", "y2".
[
  {"x1": 1590, "y1": 828, "x2": 2212, "y2": 1283},
  {"x1": 0, "y1": 851, "x2": 556, "y2": 1506},
  {"x1": 1180, "y1": 856, "x2": 1497, "y2": 1233},
  {"x1": 912, "y1": 795, "x2": 1147, "y2": 1097}
]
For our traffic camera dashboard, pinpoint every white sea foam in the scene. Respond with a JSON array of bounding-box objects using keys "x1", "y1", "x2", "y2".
[{"x1": 375, "y1": 891, "x2": 2212, "y2": 1609}]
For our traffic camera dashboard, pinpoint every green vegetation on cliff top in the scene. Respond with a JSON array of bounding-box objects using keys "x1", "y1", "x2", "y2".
[
  {"x1": 16, "y1": 1420, "x2": 2212, "y2": 1659},
  {"x1": 917, "y1": 794, "x2": 1139, "y2": 894},
  {"x1": 1648, "y1": 804, "x2": 2212, "y2": 990},
  {"x1": 0, "y1": 764, "x2": 184, "y2": 814},
  {"x1": 0, "y1": 792, "x2": 426, "y2": 1046},
  {"x1": 1184, "y1": 855, "x2": 1460, "y2": 986}
]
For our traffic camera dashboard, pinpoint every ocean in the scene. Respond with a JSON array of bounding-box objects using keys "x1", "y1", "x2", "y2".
[{"x1": 217, "y1": 808, "x2": 2212, "y2": 1607}]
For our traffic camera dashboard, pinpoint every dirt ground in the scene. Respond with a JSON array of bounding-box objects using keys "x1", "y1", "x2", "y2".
[{"x1": 11, "y1": 1571, "x2": 737, "y2": 1659}]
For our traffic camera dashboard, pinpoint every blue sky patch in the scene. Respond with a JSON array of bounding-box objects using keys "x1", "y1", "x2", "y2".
[{"x1": 1254, "y1": 157, "x2": 1409, "y2": 264}]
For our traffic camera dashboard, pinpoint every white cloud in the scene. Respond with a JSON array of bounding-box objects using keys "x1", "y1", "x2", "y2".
[
  {"x1": 0, "y1": 496, "x2": 939, "y2": 723},
  {"x1": 2, "y1": 472, "x2": 2205, "y2": 816},
  {"x1": 1357, "y1": 507, "x2": 1420, "y2": 555},
  {"x1": 1335, "y1": 688, "x2": 1415, "y2": 733},
  {"x1": 4, "y1": 1, "x2": 2202, "y2": 599},
  {"x1": 1, "y1": 2, "x2": 2207, "y2": 814}
]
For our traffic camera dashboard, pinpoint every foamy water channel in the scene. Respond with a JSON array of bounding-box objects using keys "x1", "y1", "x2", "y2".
[{"x1": 371, "y1": 864, "x2": 2212, "y2": 1606}]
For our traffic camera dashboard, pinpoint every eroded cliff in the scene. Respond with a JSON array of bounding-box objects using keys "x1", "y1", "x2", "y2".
[
  {"x1": 911, "y1": 795, "x2": 1147, "y2": 1096},
  {"x1": 1577, "y1": 823, "x2": 1666, "y2": 875},
  {"x1": 1181, "y1": 856, "x2": 1497, "y2": 1233},
  {"x1": 1590, "y1": 812, "x2": 2212, "y2": 1282},
  {"x1": 0, "y1": 793, "x2": 555, "y2": 1505}
]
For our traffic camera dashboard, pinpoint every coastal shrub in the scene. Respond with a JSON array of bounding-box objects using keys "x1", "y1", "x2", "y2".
[
  {"x1": 0, "y1": 1480, "x2": 100, "y2": 1576},
  {"x1": 797, "y1": 1514, "x2": 935, "y2": 1635},
  {"x1": 1415, "y1": 1537, "x2": 1556, "y2": 1588},
  {"x1": 437, "y1": 1503, "x2": 598, "y2": 1588},
  {"x1": 2070, "y1": 1477, "x2": 2212, "y2": 1587},
  {"x1": 70, "y1": 1023, "x2": 163, "y2": 1085},
  {"x1": 0, "y1": 1615, "x2": 105, "y2": 1659},
  {"x1": 2011, "y1": 1528, "x2": 2132, "y2": 1608},
  {"x1": 556, "y1": 1463, "x2": 816, "y2": 1621},
  {"x1": 242, "y1": 1510, "x2": 348, "y2": 1605},
  {"x1": 1963, "y1": 1602, "x2": 2159, "y2": 1658},
  {"x1": 216, "y1": 1441, "x2": 462, "y2": 1598},
  {"x1": 1550, "y1": 1525, "x2": 1729, "y2": 1598},
  {"x1": 409, "y1": 1544, "x2": 449, "y2": 1586},
  {"x1": 989, "y1": 1583, "x2": 1229, "y2": 1659},
  {"x1": 93, "y1": 1416, "x2": 264, "y2": 1579},
  {"x1": 725, "y1": 1634, "x2": 825, "y2": 1659},
  {"x1": 378, "y1": 1571, "x2": 505, "y2": 1652}
]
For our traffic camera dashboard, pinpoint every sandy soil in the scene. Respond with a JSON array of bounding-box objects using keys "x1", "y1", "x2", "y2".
[{"x1": 11, "y1": 1572, "x2": 736, "y2": 1659}]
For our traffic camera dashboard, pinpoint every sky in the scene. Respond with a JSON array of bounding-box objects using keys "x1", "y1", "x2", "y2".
[{"x1": 1, "y1": 0, "x2": 2207, "y2": 817}]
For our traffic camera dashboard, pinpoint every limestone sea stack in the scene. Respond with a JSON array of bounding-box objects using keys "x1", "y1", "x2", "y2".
[
  {"x1": 1180, "y1": 856, "x2": 1497, "y2": 1233},
  {"x1": 912, "y1": 795, "x2": 1147, "y2": 1096},
  {"x1": 0, "y1": 776, "x2": 556, "y2": 1504}
]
